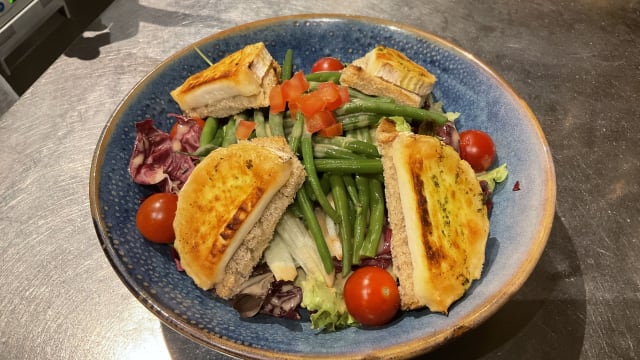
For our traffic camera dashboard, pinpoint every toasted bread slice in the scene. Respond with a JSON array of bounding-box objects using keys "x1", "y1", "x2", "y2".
[
  {"x1": 340, "y1": 46, "x2": 436, "y2": 107},
  {"x1": 173, "y1": 137, "x2": 305, "y2": 299},
  {"x1": 376, "y1": 119, "x2": 489, "y2": 313},
  {"x1": 170, "y1": 42, "x2": 281, "y2": 119}
]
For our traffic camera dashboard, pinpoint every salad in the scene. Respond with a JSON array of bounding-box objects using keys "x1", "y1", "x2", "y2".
[{"x1": 128, "y1": 45, "x2": 508, "y2": 331}]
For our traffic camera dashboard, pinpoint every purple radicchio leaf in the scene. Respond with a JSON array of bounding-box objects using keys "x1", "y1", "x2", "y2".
[
  {"x1": 128, "y1": 119, "x2": 197, "y2": 193},
  {"x1": 259, "y1": 280, "x2": 303, "y2": 320}
]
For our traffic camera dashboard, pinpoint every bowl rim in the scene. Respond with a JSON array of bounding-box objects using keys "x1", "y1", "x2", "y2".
[{"x1": 89, "y1": 13, "x2": 556, "y2": 359}]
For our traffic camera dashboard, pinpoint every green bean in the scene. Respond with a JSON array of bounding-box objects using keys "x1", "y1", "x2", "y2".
[
  {"x1": 344, "y1": 129, "x2": 358, "y2": 140},
  {"x1": 314, "y1": 136, "x2": 380, "y2": 158},
  {"x1": 352, "y1": 175, "x2": 370, "y2": 264},
  {"x1": 314, "y1": 159, "x2": 383, "y2": 174},
  {"x1": 281, "y1": 49, "x2": 294, "y2": 81},
  {"x1": 288, "y1": 199, "x2": 303, "y2": 219},
  {"x1": 329, "y1": 174, "x2": 353, "y2": 276},
  {"x1": 312, "y1": 143, "x2": 363, "y2": 160},
  {"x1": 220, "y1": 117, "x2": 237, "y2": 147},
  {"x1": 335, "y1": 98, "x2": 448, "y2": 126},
  {"x1": 287, "y1": 111, "x2": 304, "y2": 154},
  {"x1": 360, "y1": 178, "x2": 385, "y2": 258},
  {"x1": 357, "y1": 127, "x2": 373, "y2": 143},
  {"x1": 180, "y1": 143, "x2": 218, "y2": 158},
  {"x1": 254, "y1": 110, "x2": 267, "y2": 137},
  {"x1": 342, "y1": 175, "x2": 360, "y2": 207},
  {"x1": 269, "y1": 112, "x2": 285, "y2": 137},
  {"x1": 199, "y1": 117, "x2": 218, "y2": 146},
  {"x1": 301, "y1": 132, "x2": 340, "y2": 223},
  {"x1": 282, "y1": 113, "x2": 297, "y2": 129},
  {"x1": 295, "y1": 187, "x2": 334, "y2": 274},
  {"x1": 346, "y1": 127, "x2": 372, "y2": 144},
  {"x1": 320, "y1": 172, "x2": 331, "y2": 195},
  {"x1": 306, "y1": 71, "x2": 341, "y2": 83},
  {"x1": 210, "y1": 125, "x2": 225, "y2": 147},
  {"x1": 303, "y1": 180, "x2": 317, "y2": 202},
  {"x1": 346, "y1": 88, "x2": 394, "y2": 101}
]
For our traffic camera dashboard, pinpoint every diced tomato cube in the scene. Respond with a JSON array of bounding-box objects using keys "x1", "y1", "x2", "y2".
[
  {"x1": 269, "y1": 85, "x2": 285, "y2": 114},
  {"x1": 305, "y1": 110, "x2": 337, "y2": 134},
  {"x1": 297, "y1": 92, "x2": 326, "y2": 117},
  {"x1": 317, "y1": 122, "x2": 343, "y2": 137},
  {"x1": 288, "y1": 100, "x2": 299, "y2": 117},
  {"x1": 316, "y1": 82, "x2": 341, "y2": 111},
  {"x1": 235, "y1": 119, "x2": 256, "y2": 140},
  {"x1": 281, "y1": 70, "x2": 309, "y2": 102}
]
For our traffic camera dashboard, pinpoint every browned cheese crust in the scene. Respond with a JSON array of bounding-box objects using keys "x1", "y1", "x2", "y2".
[
  {"x1": 339, "y1": 46, "x2": 436, "y2": 107},
  {"x1": 170, "y1": 42, "x2": 281, "y2": 119},
  {"x1": 173, "y1": 137, "x2": 305, "y2": 299},
  {"x1": 340, "y1": 65, "x2": 423, "y2": 107},
  {"x1": 376, "y1": 119, "x2": 489, "y2": 313}
]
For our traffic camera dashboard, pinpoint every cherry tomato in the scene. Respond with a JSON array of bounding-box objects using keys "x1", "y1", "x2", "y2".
[
  {"x1": 344, "y1": 266, "x2": 400, "y2": 326},
  {"x1": 311, "y1": 57, "x2": 344, "y2": 73},
  {"x1": 459, "y1": 129, "x2": 496, "y2": 172},
  {"x1": 170, "y1": 116, "x2": 205, "y2": 139},
  {"x1": 136, "y1": 193, "x2": 178, "y2": 244}
]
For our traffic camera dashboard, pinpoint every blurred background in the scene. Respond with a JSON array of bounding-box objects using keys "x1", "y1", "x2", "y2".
[{"x1": 0, "y1": 0, "x2": 114, "y2": 114}]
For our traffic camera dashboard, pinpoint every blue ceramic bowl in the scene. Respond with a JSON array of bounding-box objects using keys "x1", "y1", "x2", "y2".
[{"x1": 90, "y1": 14, "x2": 556, "y2": 359}]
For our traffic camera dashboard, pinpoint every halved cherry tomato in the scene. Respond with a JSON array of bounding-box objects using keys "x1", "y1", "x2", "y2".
[
  {"x1": 459, "y1": 129, "x2": 496, "y2": 172},
  {"x1": 235, "y1": 119, "x2": 256, "y2": 140},
  {"x1": 136, "y1": 192, "x2": 178, "y2": 244},
  {"x1": 269, "y1": 84, "x2": 285, "y2": 114},
  {"x1": 305, "y1": 110, "x2": 336, "y2": 133},
  {"x1": 344, "y1": 266, "x2": 400, "y2": 326},
  {"x1": 317, "y1": 122, "x2": 343, "y2": 138},
  {"x1": 311, "y1": 57, "x2": 344, "y2": 73}
]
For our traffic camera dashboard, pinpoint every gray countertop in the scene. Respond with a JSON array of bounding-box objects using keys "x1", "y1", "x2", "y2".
[{"x1": 1, "y1": 0, "x2": 638, "y2": 359}]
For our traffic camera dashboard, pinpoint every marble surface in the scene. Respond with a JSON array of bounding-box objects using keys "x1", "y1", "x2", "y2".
[{"x1": 0, "y1": 0, "x2": 638, "y2": 359}]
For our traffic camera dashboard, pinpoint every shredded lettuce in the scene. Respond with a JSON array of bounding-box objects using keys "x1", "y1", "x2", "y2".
[
  {"x1": 297, "y1": 273, "x2": 357, "y2": 332},
  {"x1": 263, "y1": 235, "x2": 297, "y2": 281},
  {"x1": 477, "y1": 163, "x2": 509, "y2": 192},
  {"x1": 274, "y1": 212, "x2": 334, "y2": 287}
]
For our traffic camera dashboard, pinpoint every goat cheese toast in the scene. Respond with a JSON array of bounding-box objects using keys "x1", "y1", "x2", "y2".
[
  {"x1": 376, "y1": 119, "x2": 489, "y2": 314},
  {"x1": 173, "y1": 137, "x2": 306, "y2": 299},
  {"x1": 170, "y1": 42, "x2": 281, "y2": 119},
  {"x1": 340, "y1": 45, "x2": 437, "y2": 107}
]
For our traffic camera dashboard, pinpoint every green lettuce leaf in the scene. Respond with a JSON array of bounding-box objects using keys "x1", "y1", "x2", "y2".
[
  {"x1": 386, "y1": 116, "x2": 411, "y2": 132},
  {"x1": 297, "y1": 274, "x2": 357, "y2": 332},
  {"x1": 477, "y1": 163, "x2": 509, "y2": 192}
]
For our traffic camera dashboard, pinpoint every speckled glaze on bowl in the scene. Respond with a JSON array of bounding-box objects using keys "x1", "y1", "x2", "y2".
[{"x1": 90, "y1": 14, "x2": 556, "y2": 359}]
